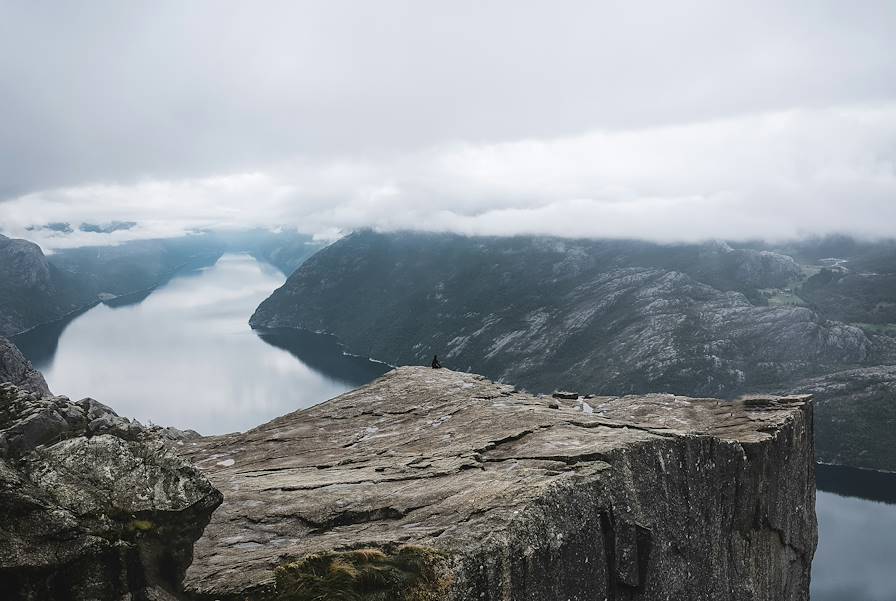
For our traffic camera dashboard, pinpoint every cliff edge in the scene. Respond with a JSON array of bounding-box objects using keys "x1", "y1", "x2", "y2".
[{"x1": 181, "y1": 367, "x2": 816, "y2": 601}]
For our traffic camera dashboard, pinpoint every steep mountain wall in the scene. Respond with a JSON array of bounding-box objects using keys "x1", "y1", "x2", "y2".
[
  {"x1": 250, "y1": 231, "x2": 875, "y2": 397},
  {"x1": 0, "y1": 234, "x2": 91, "y2": 337},
  {"x1": 181, "y1": 367, "x2": 816, "y2": 601}
]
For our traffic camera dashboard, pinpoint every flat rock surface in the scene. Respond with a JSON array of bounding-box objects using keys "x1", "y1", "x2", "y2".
[{"x1": 181, "y1": 367, "x2": 814, "y2": 599}]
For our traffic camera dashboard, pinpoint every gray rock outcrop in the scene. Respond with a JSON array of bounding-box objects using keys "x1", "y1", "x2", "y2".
[
  {"x1": 0, "y1": 336, "x2": 50, "y2": 395},
  {"x1": 181, "y1": 367, "x2": 816, "y2": 600},
  {"x1": 0, "y1": 382, "x2": 222, "y2": 600}
]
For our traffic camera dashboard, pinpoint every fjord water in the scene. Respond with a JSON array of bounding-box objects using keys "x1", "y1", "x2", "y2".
[
  {"x1": 13, "y1": 254, "x2": 389, "y2": 434},
  {"x1": 812, "y1": 465, "x2": 896, "y2": 601}
]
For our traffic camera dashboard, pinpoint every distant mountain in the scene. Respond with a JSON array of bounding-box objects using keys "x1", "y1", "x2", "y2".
[
  {"x1": 0, "y1": 234, "x2": 92, "y2": 336},
  {"x1": 252, "y1": 231, "x2": 891, "y2": 396},
  {"x1": 213, "y1": 228, "x2": 326, "y2": 275},
  {"x1": 0, "y1": 229, "x2": 321, "y2": 336},
  {"x1": 47, "y1": 236, "x2": 226, "y2": 299},
  {"x1": 745, "y1": 235, "x2": 896, "y2": 326},
  {"x1": 0, "y1": 233, "x2": 228, "y2": 336},
  {"x1": 78, "y1": 220, "x2": 138, "y2": 233},
  {"x1": 251, "y1": 230, "x2": 896, "y2": 471}
]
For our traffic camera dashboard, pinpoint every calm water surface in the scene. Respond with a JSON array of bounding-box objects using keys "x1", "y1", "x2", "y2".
[
  {"x1": 813, "y1": 465, "x2": 896, "y2": 601},
  {"x1": 14, "y1": 253, "x2": 389, "y2": 434},
  {"x1": 12, "y1": 257, "x2": 896, "y2": 598}
]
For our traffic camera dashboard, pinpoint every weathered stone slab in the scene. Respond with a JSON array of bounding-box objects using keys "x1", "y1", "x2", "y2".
[{"x1": 181, "y1": 366, "x2": 816, "y2": 600}]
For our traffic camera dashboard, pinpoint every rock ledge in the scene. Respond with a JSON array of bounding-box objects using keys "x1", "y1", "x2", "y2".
[{"x1": 182, "y1": 367, "x2": 816, "y2": 601}]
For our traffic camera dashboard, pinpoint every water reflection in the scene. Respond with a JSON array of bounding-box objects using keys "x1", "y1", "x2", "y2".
[
  {"x1": 13, "y1": 254, "x2": 389, "y2": 434},
  {"x1": 814, "y1": 465, "x2": 896, "y2": 601},
  {"x1": 14, "y1": 305, "x2": 93, "y2": 367},
  {"x1": 256, "y1": 327, "x2": 391, "y2": 388}
]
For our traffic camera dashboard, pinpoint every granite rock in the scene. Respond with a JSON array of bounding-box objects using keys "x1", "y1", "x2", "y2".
[
  {"x1": 181, "y1": 367, "x2": 816, "y2": 601},
  {"x1": 0, "y1": 382, "x2": 222, "y2": 600}
]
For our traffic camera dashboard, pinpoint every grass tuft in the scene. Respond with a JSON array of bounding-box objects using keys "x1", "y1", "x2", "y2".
[
  {"x1": 273, "y1": 545, "x2": 451, "y2": 601},
  {"x1": 130, "y1": 519, "x2": 155, "y2": 532}
]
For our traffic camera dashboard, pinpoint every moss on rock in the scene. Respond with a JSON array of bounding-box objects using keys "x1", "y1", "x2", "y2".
[{"x1": 273, "y1": 545, "x2": 451, "y2": 601}]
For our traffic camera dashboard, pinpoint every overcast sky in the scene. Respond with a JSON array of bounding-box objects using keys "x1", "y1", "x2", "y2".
[{"x1": 1, "y1": 1, "x2": 895, "y2": 249}]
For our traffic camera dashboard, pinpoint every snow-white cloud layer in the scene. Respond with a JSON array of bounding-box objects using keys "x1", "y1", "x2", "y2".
[
  {"x1": 1, "y1": 1, "x2": 894, "y2": 248},
  {"x1": 3, "y1": 104, "x2": 895, "y2": 249}
]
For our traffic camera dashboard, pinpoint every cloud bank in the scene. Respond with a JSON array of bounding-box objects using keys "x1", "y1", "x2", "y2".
[
  {"x1": 2, "y1": 104, "x2": 895, "y2": 249},
  {"x1": 1, "y1": 1, "x2": 894, "y2": 248}
]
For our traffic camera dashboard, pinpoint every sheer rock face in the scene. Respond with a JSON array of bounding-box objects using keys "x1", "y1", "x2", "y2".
[
  {"x1": 0, "y1": 336, "x2": 50, "y2": 395},
  {"x1": 181, "y1": 367, "x2": 816, "y2": 601},
  {"x1": 0, "y1": 383, "x2": 222, "y2": 600}
]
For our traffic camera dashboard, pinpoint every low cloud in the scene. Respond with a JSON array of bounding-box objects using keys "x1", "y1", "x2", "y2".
[{"x1": 2, "y1": 104, "x2": 895, "y2": 250}]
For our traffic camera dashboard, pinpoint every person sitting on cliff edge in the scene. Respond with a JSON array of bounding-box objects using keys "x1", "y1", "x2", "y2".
[{"x1": 431, "y1": 355, "x2": 442, "y2": 369}]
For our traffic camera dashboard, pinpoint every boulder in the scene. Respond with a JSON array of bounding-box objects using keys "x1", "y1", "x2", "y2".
[{"x1": 0, "y1": 382, "x2": 222, "y2": 600}]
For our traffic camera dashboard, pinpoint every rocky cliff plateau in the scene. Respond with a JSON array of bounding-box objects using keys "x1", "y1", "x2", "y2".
[{"x1": 181, "y1": 366, "x2": 816, "y2": 601}]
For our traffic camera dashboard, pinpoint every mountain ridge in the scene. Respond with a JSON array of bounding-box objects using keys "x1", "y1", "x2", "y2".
[{"x1": 251, "y1": 230, "x2": 885, "y2": 397}]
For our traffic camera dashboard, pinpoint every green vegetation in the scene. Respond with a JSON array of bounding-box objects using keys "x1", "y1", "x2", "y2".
[
  {"x1": 130, "y1": 519, "x2": 155, "y2": 532},
  {"x1": 273, "y1": 546, "x2": 451, "y2": 601}
]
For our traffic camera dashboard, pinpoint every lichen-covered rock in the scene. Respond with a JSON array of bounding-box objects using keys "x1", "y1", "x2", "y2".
[
  {"x1": 181, "y1": 367, "x2": 816, "y2": 601},
  {"x1": 0, "y1": 382, "x2": 223, "y2": 600},
  {"x1": 0, "y1": 336, "x2": 50, "y2": 395}
]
